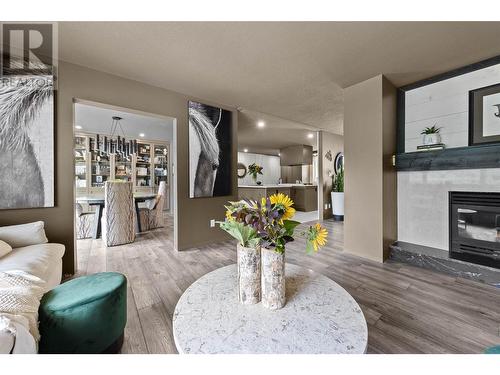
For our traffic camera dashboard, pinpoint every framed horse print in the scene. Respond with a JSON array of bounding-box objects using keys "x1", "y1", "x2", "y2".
[
  {"x1": 0, "y1": 72, "x2": 55, "y2": 209},
  {"x1": 188, "y1": 101, "x2": 232, "y2": 198},
  {"x1": 469, "y1": 83, "x2": 500, "y2": 146}
]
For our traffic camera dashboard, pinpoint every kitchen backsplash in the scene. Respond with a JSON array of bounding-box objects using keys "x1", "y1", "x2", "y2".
[{"x1": 238, "y1": 152, "x2": 280, "y2": 185}]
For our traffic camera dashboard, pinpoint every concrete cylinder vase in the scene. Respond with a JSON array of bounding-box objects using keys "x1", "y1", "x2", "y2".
[
  {"x1": 236, "y1": 244, "x2": 261, "y2": 304},
  {"x1": 261, "y1": 247, "x2": 286, "y2": 310}
]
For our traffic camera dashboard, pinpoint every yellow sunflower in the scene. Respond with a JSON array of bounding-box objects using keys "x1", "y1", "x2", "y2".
[
  {"x1": 225, "y1": 209, "x2": 233, "y2": 221},
  {"x1": 270, "y1": 193, "x2": 296, "y2": 220},
  {"x1": 261, "y1": 197, "x2": 267, "y2": 209},
  {"x1": 310, "y1": 223, "x2": 328, "y2": 252}
]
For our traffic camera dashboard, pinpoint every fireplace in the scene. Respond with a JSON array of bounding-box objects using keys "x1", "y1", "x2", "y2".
[{"x1": 449, "y1": 192, "x2": 500, "y2": 269}]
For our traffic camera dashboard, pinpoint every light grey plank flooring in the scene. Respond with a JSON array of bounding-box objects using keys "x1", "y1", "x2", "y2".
[{"x1": 76, "y1": 217, "x2": 500, "y2": 354}]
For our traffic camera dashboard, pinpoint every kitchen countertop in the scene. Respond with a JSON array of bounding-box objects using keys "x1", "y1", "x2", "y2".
[{"x1": 238, "y1": 184, "x2": 317, "y2": 189}]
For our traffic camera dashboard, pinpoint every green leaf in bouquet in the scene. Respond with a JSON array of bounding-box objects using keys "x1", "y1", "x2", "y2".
[{"x1": 283, "y1": 220, "x2": 300, "y2": 237}]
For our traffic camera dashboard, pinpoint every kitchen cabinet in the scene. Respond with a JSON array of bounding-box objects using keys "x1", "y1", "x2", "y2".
[
  {"x1": 238, "y1": 185, "x2": 317, "y2": 212},
  {"x1": 292, "y1": 185, "x2": 318, "y2": 212},
  {"x1": 238, "y1": 186, "x2": 290, "y2": 201}
]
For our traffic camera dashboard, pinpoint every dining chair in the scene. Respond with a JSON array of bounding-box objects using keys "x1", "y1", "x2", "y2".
[
  {"x1": 75, "y1": 203, "x2": 95, "y2": 239},
  {"x1": 102, "y1": 181, "x2": 135, "y2": 247},
  {"x1": 138, "y1": 181, "x2": 168, "y2": 231}
]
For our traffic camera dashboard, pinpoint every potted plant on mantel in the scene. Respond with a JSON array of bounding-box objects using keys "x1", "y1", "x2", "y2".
[
  {"x1": 331, "y1": 166, "x2": 344, "y2": 221},
  {"x1": 220, "y1": 194, "x2": 328, "y2": 310},
  {"x1": 247, "y1": 163, "x2": 263, "y2": 185},
  {"x1": 421, "y1": 125, "x2": 442, "y2": 145}
]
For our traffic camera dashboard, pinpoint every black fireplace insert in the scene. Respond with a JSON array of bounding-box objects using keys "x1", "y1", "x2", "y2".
[{"x1": 449, "y1": 192, "x2": 500, "y2": 269}]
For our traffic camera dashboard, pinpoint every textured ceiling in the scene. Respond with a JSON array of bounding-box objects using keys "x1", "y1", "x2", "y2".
[
  {"x1": 238, "y1": 109, "x2": 318, "y2": 155},
  {"x1": 59, "y1": 21, "x2": 500, "y2": 142},
  {"x1": 74, "y1": 103, "x2": 174, "y2": 141}
]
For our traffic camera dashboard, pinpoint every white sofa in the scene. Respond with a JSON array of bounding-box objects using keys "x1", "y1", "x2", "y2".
[{"x1": 0, "y1": 221, "x2": 65, "y2": 353}]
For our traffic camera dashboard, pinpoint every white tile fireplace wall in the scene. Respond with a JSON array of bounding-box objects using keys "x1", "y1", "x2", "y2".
[{"x1": 398, "y1": 169, "x2": 500, "y2": 250}]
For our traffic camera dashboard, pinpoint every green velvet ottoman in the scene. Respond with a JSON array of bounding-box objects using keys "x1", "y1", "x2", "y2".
[
  {"x1": 484, "y1": 346, "x2": 500, "y2": 354},
  {"x1": 39, "y1": 272, "x2": 127, "y2": 354}
]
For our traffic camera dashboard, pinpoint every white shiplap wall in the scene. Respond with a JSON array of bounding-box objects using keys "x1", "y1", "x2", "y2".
[
  {"x1": 238, "y1": 152, "x2": 281, "y2": 185},
  {"x1": 405, "y1": 64, "x2": 500, "y2": 152}
]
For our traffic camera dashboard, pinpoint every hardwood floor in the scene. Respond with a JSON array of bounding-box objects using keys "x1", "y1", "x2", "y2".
[{"x1": 76, "y1": 217, "x2": 500, "y2": 354}]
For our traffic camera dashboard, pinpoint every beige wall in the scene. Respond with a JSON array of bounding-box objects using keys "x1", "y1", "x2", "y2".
[
  {"x1": 321, "y1": 131, "x2": 343, "y2": 219},
  {"x1": 343, "y1": 75, "x2": 397, "y2": 262},
  {"x1": 382, "y1": 77, "x2": 398, "y2": 259},
  {"x1": 0, "y1": 61, "x2": 237, "y2": 275}
]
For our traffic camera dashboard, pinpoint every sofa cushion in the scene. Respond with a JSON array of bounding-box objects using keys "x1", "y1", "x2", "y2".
[
  {"x1": 0, "y1": 222, "x2": 48, "y2": 249},
  {"x1": 0, "y1": 240, "x2": 12, "y2": 258},
  {"x1": 0, "y1": 243, "x2": 64, "y2": 283}
]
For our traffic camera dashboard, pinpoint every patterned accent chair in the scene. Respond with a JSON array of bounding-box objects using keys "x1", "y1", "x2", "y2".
[
  {"x1": 75, "y1": 203, "x2": 95, "y2": 239},
  {"x1": 102, "y1": 181, "x2": 135, "y2": 247},
  {"x1": 138, "y1": 181, "x2": 168, "y2": 231}
]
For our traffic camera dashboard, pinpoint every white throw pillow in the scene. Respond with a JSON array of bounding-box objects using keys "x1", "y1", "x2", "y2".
[
  {"x1": 0, "y1": 240, "x2": 12, "y2": 258},
  {"x1": 0, "y1": 221, "x2": 48, "y2": 249}
]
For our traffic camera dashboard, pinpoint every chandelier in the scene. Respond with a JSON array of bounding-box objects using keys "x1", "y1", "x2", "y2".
[{"x1": 90, "y1": 116, "x2": 137, "y2": 160}]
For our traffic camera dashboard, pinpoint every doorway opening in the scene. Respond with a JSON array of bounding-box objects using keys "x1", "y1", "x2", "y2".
[
  {"x1": 72, "y1": 99, "x2": 177, "y2": 274},
  {"x1": 236, "y1": 110, "x2": 345, "y2": 224}
]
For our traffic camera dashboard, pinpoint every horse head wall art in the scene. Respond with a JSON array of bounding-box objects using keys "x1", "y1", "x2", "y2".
[
  {"x1": 0, "y1": 60, "x2": 54, "y2": 209},
  {"x1": 188, "y1": 101, "x2": 232, "y2": 198}
]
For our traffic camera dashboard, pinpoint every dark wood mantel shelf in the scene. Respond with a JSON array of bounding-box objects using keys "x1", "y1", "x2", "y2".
[{"x1": 395, "y1": 144, "x2": 500, "y2": 171}]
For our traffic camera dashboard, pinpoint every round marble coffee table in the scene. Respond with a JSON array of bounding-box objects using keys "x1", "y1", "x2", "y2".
[{"x1": 172, "y1": 263, "x2": 368, "y2": 354}]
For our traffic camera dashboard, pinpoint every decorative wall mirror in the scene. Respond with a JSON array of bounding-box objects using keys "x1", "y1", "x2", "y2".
[
  {"x1": 334, "y1": 152, "x2": 344, "y2": 174},
  {"x1": 237, "y1": 162, "x2": 247, "y2": 178}
]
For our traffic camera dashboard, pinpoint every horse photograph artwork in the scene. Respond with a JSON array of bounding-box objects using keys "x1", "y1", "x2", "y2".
[
  {"x1": 482, "y1": 91, "x2": 500, "y2": 137},
  {"x1": 0, "y1": 72, "x2": 55, "y2": 209},
  {"x1": 188, "y1": 101, "x2": 232, "y2": 198}
]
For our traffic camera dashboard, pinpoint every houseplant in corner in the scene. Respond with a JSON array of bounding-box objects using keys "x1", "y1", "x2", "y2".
[
  {"x1": 247, "y1": 163, "x2": 263, "y2": 185},
  {"x1": 220, "y1": 201, "x2": 262, "y2": 304},
  {"x1": 331, "y1": 166, "x2": 344, "y2": 221},
  {"x1": 421, "y1": 125, "x2": 442, "y2": 145},
  {"x1": 255, "y1": 193, "x2": 328, "y2": 310}
]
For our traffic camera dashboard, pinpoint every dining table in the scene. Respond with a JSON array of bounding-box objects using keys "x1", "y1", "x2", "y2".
[{"x1": 76, "y1": 193, "x2": 157, "y2": 239}]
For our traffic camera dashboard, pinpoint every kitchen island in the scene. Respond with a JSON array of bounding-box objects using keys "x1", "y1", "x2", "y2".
[{"x1": 238, "y1": 184, "x2": 318, "y2": 212}]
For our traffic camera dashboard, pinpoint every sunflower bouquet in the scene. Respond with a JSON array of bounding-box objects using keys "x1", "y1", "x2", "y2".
[
  {"x1": 255, "y1": 193, "x2": 327, "y2": 254},
  {"x1": 247, "y1": 163, "x2": 263, "y2": 183},
  {"x1": 221, "y1": 193, "x2": 328, "y2": 254},
  {"x1": 220, "y1": 193, "x2": 328, "y2": 309}
]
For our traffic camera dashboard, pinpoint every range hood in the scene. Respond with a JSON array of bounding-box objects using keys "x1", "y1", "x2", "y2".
[{"x1": 279, "y1": 145, "x2": 313, "y2": 166}]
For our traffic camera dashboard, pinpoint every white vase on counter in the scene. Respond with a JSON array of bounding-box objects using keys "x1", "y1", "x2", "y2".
[{"x1": 331, "y1": 192, "x2": 344, "y2": 221}]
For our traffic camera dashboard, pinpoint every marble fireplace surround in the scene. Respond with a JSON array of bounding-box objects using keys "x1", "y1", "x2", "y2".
[
  {"x1": 395, "y1": 168, "x2": 500, "y2": 286},
  {"x1": 398, "y1": 168, "x2": 500, "y2": 251}
]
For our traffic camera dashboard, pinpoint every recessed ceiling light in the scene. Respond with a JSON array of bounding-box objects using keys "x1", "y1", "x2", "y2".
[
  {"x1": 75, "y1": 125, "x2": 82, "y2": 130},
  {"x1": 307, "y1": 133, "x2": 314, "y2": 139},
  {"x1": 139, "y1": 133, "x2": 145, "y2": 137},
  {"x1": 278, "y1": 153, "x2": 281, "y2": 156},
  {"x1": 244, "y1": 148, "x2": 249, "y2": 153},
  {"x1": 257, "y1": 121, "x2": 265, "y2": 128}
]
